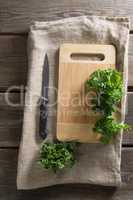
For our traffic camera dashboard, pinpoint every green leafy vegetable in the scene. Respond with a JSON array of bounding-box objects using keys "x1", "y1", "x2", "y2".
[
  {"x1": 39, "y1": 142, "x2": 76, "y2": 172},
  {"x1": 94, "y1": 116, "x2": 129, "y2": 144},
  {"x1": 85, "y1": 68, "x2": 130, "y2": 144},
  {"x1": 85, "y1": 69, "x2": 123, "y2": 115}
]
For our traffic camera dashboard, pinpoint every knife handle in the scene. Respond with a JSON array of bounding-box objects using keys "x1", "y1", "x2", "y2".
[{"x1": 39, "y1": 102, "x2": 48, "y2": 139}]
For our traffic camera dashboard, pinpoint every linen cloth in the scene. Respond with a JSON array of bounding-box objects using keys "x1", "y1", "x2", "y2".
[{"x1": 17, "y1": 16, "x2": 130, "y2": 189}]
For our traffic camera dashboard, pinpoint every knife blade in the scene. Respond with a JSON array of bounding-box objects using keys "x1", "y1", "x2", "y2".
[{"x1": 39, "y1": 53, "x2": 49, "y2": 139}]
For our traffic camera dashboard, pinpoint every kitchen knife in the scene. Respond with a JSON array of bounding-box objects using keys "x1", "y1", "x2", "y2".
[{"x1": 39, "y1": 53, "x2": 49, "y2": 139}]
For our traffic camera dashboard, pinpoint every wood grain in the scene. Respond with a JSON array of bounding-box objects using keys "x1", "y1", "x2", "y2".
[
  {"x1": 0, "y1": 34, "x2": 133, "y2": 90},
  {"x1": 0, "y1": 92, "x2": 132, "y2": 147},
  {"x1": 0, "y1": 35, "x2": 27, "y2": 90},
  {"x1": 0, "y1": 0, "x2": 132, "y2": 33},
  {"x1": 57, "y1": 44, "x2": 115, "y2": 143},
  {"x1": 0, "y1": 148, "x2": 132, "y2": 199},
  {"x1": 123, "y1": 92, "x2": 133, "y2": 145},
  {"x1": 0, "y1": 93, "x2": 23, "y2": 147},
  {"x1": 128, "y1": 35, "x2": 133, "y2": 86}
]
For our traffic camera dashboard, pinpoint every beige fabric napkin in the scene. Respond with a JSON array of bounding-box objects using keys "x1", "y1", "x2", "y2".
[{"x1": 17, "y1": 16, "x2": 130, "y2": 190}]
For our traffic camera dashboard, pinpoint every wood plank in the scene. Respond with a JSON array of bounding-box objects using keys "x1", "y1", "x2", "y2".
[
  {"x1": 0, "y1": 34, "x2": 133, "y2": 90},
  {"x1": 0, "y1": 92, "x2": 132, "y2": 147},
  {"x1": 128, "y1": 34, "x2": 133, "y2": 86},
  {"x1": 0, "y1": 148, "x2": 132, "y2": 199},
  {"x1": 123, "y1": 92, "x2": 133, "y2": 145},
  {"x1": 0, "y1": 0, "x2": 132, "y2": 33},
  {"x1": 0, "y1": 93, "x2": 23, "y2": 147},
  {"x1": 0, "y1": 35, "x2": 27, "y2": 90}
]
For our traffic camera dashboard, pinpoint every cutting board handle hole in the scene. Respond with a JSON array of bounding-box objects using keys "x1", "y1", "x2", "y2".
[{"x1": 70, "y1": 53, "x2": 105, "y2": 61}]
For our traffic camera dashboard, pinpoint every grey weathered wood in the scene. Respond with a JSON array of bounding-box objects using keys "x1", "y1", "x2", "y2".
[
  {"x1": 0, "y1": 93, "x2": 23, "y2": 147},
  {"x1": 0, "y1": 34, "x2": 133, "y2": 90},
  {"x1": 0, "y1": 92, "x2": 132, "y2": 147},
  {"x1": 123, "y1": 92, "x2": 133, "y2": 145},
  {"x1": 0, "y1": 35, "x2": 27, "y2": 90},
  {"x1": 128, "y1": 35, "x2": 133, "y2": 86},
  {"x1": 0, "y1": 0, "x2": 132, "y2": 33},
  {"x1": 0, "y1": 148, "x2": 132, "y2": 200}
]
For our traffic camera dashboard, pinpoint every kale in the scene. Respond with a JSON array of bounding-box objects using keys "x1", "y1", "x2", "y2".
[
  {"x1": 39, "y1": 142, "x2": 76, "y2": 172},
  {"x1": 85, "y1": 68, "x2": 130, "y2": 144},
  {"x1": 94, "y1": 116, "x2": 129, "y2": 144},
  {"x1": 85, "y1": 69, "x2": 123, "y2": 115}
]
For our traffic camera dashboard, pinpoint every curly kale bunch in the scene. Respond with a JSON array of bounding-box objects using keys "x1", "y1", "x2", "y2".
[
  {"x1": 94, "y1": 116, "x2": 129, "y2": 144},
  {"x1": 39, "y1": 142, "x2": 76, "y2": 172},
  {"x1": 85, "y1": 68, "x2": 129, "y2": 144},
  {"x1": 85, "y1": 69, "x2": 123, "y2": 115}
]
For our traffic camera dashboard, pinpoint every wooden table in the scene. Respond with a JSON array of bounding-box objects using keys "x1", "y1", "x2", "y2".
[{"x1": 0, "y1": 1, "x2": 133, "y2": 199}]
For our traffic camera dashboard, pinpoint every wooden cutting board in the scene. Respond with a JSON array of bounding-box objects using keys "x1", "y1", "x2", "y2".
[{"x1": 57, "y1": 44, "x2": 116, "y2": 143}]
